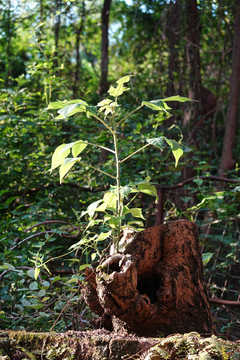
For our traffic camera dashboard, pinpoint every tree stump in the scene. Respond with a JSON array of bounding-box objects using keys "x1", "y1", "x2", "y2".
[{"x1": 82, "y1": 220, "x2": 214, "y2": 337}]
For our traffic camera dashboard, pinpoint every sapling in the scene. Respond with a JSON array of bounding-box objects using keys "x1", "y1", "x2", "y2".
[{"x1": 48, "y1": 76, "x2": 191, "y2": 257}]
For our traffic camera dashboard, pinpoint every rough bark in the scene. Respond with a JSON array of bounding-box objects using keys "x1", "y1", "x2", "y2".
[
  {"x1": 219, "y1": 0, "x2": 240, "y2": 176},
  {"x1": 72, "y1": 1, "x2": 85, "y2": 98},
  {"x1": 184, "y1": 0, "x2": 216, "y2": 144},
  {"x1": 97, "y1": 0, "x2": 112, "y2": 98},
  {"x1": 98, "y1": 0, "x2": 112, "y2": 164},
  {"x1": 166, "y1": 1, "x2": 182, "y2": 97},
  {"x1": 83, "y1": 220, "x2": 214, "y2": 337}
]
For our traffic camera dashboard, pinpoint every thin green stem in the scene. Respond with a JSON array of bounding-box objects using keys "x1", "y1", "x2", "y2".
[
  {"x1": 87, "y1": 141, "x2": 115, "y2": 154},
  {"x1": 112, "y1": 121, "x2": 121, "y2": 252},
  {"x1": 92, "y1": 114, "x2": 114, "y2": 135},
  {"x1": 117, "y1": 104, "x2": 144, "y2": 126},
  {"x1": 79, "y1": 161, "x2": 117, "y2": 180},
  {"x1": 120, "y1": 144, "x2": 150, "y2": 163}
]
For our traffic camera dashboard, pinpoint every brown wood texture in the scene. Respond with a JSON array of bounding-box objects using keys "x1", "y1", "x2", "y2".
[{"x1": 83, "y1": 220, "x2": 215, "y2": 337}]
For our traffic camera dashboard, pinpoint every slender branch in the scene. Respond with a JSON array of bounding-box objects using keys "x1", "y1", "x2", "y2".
[
  {"x1": 87, "y1": 141, "x2": 115, "y2": 154},
  {"x1": 117, "y1": 104, "x2": 144, "y2": 126},
  {"x1": 120, "y1": 144, "x2": 149, "y2": 163},
  {"x1": 92, "y1": 114, "x2": 114, "y2": 134},
  {"x1": 79, "y1": 160, "x2": 116, "y2": 179},
  {"x1": 156, "y1": 176, "x2": 240, "y2": 190},
  {"x1": 10, "y1": 228, "x2": 82, "y2": 251}
]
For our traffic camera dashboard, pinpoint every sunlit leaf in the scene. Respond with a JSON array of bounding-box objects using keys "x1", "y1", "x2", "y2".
[
  {"x1": 97, "y1": 98, "x2": 112, "y2": 106},
  {"x1": 123, "y1": 207, "x2": 145, "y2": 219},
  {"x1": 57, "y1": 102, "x2": 87, "y2": 119},
  {"x1": 138, "y1": 183, "x2": 157, "y2": 198},
  {"x1": 164, "y1": 138, "x2": 183, "y2": 167},
  {"x1": 72, "y1": 141, "x2": 88, "y2": 157},
  {"x1": 142, "y1": 100, "x2": 171, "y2": 113},
  {"x1": 103, "y1": 191, "x2": 118, "y2": 208},
  {"x1": 34, "y1": 267, "x2": 40, "y2": 280},
  {"x1": 161, "y1": 95, "x2": 194, "y2": 102},
  {"x1": 121, "y1": 186, "x2": 132, "y2": 199},
  {"x1": 98, "y1": 230, "x2": 112, "y2": 241},
  {"x1": 50, "y1": 144, "x2": 70, "y2": 172},
  {"x1": 108, "y1": 75, "x2": 131, "y2": 97},
  {"x1": 59, "y1": 157, "x2": 81, "y2": 183}
]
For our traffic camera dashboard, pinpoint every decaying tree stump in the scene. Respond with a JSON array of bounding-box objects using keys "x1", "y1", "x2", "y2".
[{"x1": 83, "y1": 220, "x2": 214, "y2": 337}]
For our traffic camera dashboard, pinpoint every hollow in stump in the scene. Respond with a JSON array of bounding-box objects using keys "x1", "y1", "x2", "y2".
[{"x1": 82, "y1": 220, "x2": 214, "y2": 337}]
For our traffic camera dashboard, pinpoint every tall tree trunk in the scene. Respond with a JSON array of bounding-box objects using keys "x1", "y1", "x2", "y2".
[
  {"x1": 73, "y1": 1, "x2": 85, "y2": 98},
  {"x1": 98, "y1": 0, "x2": 112, "y2": 163},
  {"x1": 219, "y1": 0, "x2": 240, "y2": 177},
  {"x1": 5, "y1": 0, "x2": 12, "y2": 87},
  {"x1": 166, "y1": 0, "x2": 182, "y2": 97},
  {"x1": 98, "y1": 0, "x2": 112, "y2": 98},
  {"x1": 183, "y1": 0, "x2": 202, "y2": 133},
  {"x1": 53, "y1": 0, "x2": 61, "y2": 72},
  {"x1": 184, "y1": 0, "x2": 216, "y2": 145}
]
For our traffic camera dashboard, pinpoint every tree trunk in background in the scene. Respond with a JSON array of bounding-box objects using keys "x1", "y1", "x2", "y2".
[
  {"x1": 219, "y1": 0, "x2": 240, "y2": 177},
  {"x1": 53, "y1": 0, "x2": 61, "y2": 73},
  {"x1": 73, "y1": 1, "x2": 85, "y2": 98},
  {"x1": 98, "y1": 0, "x2": 112, "y2": 98},
  {"x1": 166, "y1": 0, "x2": 182, "y2": 96},
  {"x1": 184, "y1": 0, "x2": 201, "y2": 131},
  {"x1": 98, "y1": 0, "x2": 112, "y2": 163},
  {"x1": 83, "y1": 221, "x2": 214, "y2": 337},
  {"x1": 5, "y1": 0, "x2": 12, "y2": 87},
  {"x1": 184, "y1": 0, "x2": 216, "y2": 145}
]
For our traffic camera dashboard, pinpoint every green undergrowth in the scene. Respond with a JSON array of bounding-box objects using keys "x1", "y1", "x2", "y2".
[
  {"x1": 142, "y1": 332, "x2": 240, "y2": 360},
  {"x1": 0, "y1": 330, "x2": 239, "y2": 360}
]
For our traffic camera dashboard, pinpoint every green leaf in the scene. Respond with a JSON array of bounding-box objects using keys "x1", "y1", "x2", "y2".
[
  {"x1": 108, "y1": 75, "x2": 131, "y2": 97},
  {"x1": 180, "y1": 197, "x2": 192, "y2": 203},
  {"x1": 59, "y1": 157, "x2": 81, "y2": 183},
  {"x1": 86, "y1": 106, "x2": 98, "y2": 117},
  {"x1": 202, "y1": 253, "x2": 213, "y2": 265},
  {"x1": 104, "y1": 215, "x2": 124, "y2": 228},
  {"x1": 121, "y1": 186, "x2": 132, "y2": 199},
  {"x1": 161, "y1": 95, "x2": 194, "y2": 102},
  {"x1": 138, "y1": 183, "x2": 158, "y2": 198},
  {"x1": 142, "y1": 100, "x2": 171, "y2": 113},
  {"x1": 56, "y1": 102, "x2": 88, "y2": 119},
  {"x1": 193, "y1": 178, "x2": 203, "y2": 186},
  {"x1": 91, "y1": 253, "x2": 97, "y2": 261},
  {"x1": 34, "y1": 267, "x2": 40, "y2": 280},
  {"x1": 21, "y1": 298, "x2": 32, "y2": 307},
  {"x1": 103, "y1": 191, "x2": 118, "y2": 208},
  {"x1": 79, "y1": 264, "x2": 90, "y2": 271},
  {"x1": 3, "y1": 262, "x2": 15, "y2": 271},
  {"x1": 27, "y1": 269, "x2": 35, "y2": 279},
  {"x1": 38, "y1": 289, "x2": 46, "y2": 297},
  {"x1": 72, "y1": 141, "x2": 87, "y2": 157},
  {"x1": 98, "y1": 231, "x2": 112, "y2": 241},
  {"x1": 123, "y1": 206, "x2": 145, "y2": 219},
  {"x1": 146, "y1": 137, "x2": 164, "y2": 150},
  {"x1": 29, "y1": 281, "x2": 38, "y2": 291},
  {"x1": 97, "y1": 98, "x2": 112, "y2": 106},
  {"x1": 50, "y1": 144, "x2": 70, "y2": 172},
  {"x1": 164, "y1": 138, "x2": 183, "y2": 167}
]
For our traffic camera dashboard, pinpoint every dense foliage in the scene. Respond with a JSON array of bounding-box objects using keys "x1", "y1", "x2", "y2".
[{"x1": 0, "y1": 0, "x2": 240, "y2": 334}]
